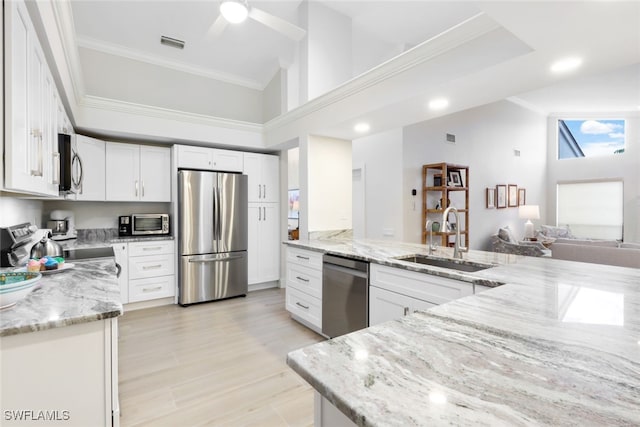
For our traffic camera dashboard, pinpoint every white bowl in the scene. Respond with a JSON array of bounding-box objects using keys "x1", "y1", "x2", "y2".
[
  {"x1": 0, "y1": 273, "x2": 41, "y2": 309},
  {"x1": 0, "y1": 272, "x2": 42, "y2": 291}
]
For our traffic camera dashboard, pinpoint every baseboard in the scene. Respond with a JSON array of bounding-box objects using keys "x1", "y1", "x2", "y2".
[
  {"x1": 248, "y1": 281, "x2": 279, "y2": 292},
  {"x1": 290, "y1": 314, "x2": 327, "y2": 338},
  {"x1": 123, "y1": 297, "x2": 174, "y2": 312}
]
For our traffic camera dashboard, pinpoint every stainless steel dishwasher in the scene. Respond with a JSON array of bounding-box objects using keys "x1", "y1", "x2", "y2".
[{"x1": 322, "y1": 254, "x2": 369, "y2": 338}]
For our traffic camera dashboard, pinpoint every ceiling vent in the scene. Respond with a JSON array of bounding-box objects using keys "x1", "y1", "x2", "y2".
[{"x1": 160, "y1": 36, "x2": 185, "y2": 49}]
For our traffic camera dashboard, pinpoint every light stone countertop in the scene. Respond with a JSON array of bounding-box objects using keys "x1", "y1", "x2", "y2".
[
  {"x1": 285, "y1": 237, "x2": 640, "y2": 426},
  {"x1": 0, "y1": 259, "x2": 122, "y2": 337}
]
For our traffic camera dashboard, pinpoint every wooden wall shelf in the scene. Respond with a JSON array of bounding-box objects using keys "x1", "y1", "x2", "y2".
[{"x1": 421, "y1": 163, "x2": 470, "y2": 248}]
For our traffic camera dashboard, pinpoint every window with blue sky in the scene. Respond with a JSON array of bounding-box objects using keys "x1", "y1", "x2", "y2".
[{"x1": 557, "y1": 119, "x2": 626, "y2": 159}]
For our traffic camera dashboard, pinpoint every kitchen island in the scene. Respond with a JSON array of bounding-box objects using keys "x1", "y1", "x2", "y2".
[
  {"x1": 0, "y1": 258, "x2": 122, "y2": 426},
  {"x1": 285, "y1": 238, "x2": 640, "y2": 426}
]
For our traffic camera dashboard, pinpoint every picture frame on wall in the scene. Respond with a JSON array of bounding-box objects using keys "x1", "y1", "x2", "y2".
[
  {"x1": 508, "y1": 184, "x2": 518, "y2": 207},
  {"x1": 518, "y1": 188, "x2": 526, "y2": 206},
  {"x1": 496, "y1": 185, "x2": 507, "y2": 209},
  {"x1": 447, "y1": 170, "x2": 463, "y2": 187},
  {"x1": 486, "y1": 188, "x2": 496, "y2": 209}
]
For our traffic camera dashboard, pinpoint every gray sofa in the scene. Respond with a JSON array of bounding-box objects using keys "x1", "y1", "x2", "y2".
[
  {"x1": 491, "y1": 234, "x2": 550, "y2": 257},
  {"x1": 549, "y1": 239, "x2": 640, "y2": 269}
]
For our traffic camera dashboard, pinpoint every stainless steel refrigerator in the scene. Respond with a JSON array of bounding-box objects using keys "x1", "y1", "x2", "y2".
[{"x1": 178, "y1": 170, "x2": 248, "y2": 305}]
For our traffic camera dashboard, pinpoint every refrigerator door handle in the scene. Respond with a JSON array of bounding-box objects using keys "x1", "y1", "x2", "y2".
[
  {"x1": 188, "y1": 254, "x2": 245, "y2": 263},
  {"x1": 215, "y1": 184, "x2": 222, "y2": 242}
]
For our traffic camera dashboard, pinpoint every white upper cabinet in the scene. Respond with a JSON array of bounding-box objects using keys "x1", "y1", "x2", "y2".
[
  {"x1": 105, "y1": 142, "x2": 170, "y2": 202},
  {"x1": 243, "y1": 153, "x2": 279, "y2": 203},
  {"x1": 176, "y1": 145, "x2": 243, "y2": 172},
  {"x1": 75, "y1": 135, "x2": 106, "y2": 201},
  {"x1": 4, "y1": 0, "x2": 58, "y2": 196},
  {"x1": 106, "y1": 143, "x2": 140, "y2": 201},
  {"x1": 139, "y1": 146, "x2": 171, "y2": 202}
]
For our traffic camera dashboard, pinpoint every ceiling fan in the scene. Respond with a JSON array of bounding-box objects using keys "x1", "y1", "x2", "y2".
[{"x1": 208, "y1": 0, "x2": 306, "y2": 41}]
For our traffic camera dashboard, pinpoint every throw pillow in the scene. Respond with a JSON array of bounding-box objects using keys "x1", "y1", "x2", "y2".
[
  {"x1": 540, "y1": 224, "x2": 574, "y2": 239},
  {"x1": 498, "y1": 226, "x2": 517, "y2": 244}
]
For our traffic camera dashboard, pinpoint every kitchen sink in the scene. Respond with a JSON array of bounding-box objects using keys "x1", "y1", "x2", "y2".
[{"x1": 394, "y1": 254, "x2": 494, "y2": 273}]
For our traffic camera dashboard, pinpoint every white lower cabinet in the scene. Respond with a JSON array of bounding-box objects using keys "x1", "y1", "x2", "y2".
[
  {"x1": 286, "y1": 286, "x2": 322, "y2": 328},
  {"x1": 247, "y1": 203, "x2": 280, "y2": 285},
  {"x1": 285, "y1": 247, "x2": 323, "y2": 331},
  {"x1": 129, "y1": 276, "x2": 174, "y2": 303},
  {"x1": 122, "y1": 240, "x2": 175, "y2": 304},
  {"x1": 369, "y1": 286, "x2": 436, "y2": 326},
  {"x1": 1, "y1": 319, "x2": 119, "y2": 427},
  {"x1": 369, "y1": 263, "x2": 475, "y2": 326},
  {"x1": 112, "y1": 243, "x2": 129, "y2": 304}
]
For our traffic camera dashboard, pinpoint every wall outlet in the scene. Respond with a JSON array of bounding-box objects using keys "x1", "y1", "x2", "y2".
[{"x1": 382, "y1": 228, "x2": 394, "y2": 237}]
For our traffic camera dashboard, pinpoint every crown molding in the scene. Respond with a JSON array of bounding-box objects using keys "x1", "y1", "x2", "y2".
[
  {"x1": 51, "y1": 0, "x2": 86, "y2": 106},
  {"x1": 76, "y1": 36, "x2": 265, "y2": 91},
  {"x1": 264, "y1": 12, "x2": 499, "y2": 133},
  {"x1": 81, "y1": 95, "x2": 263, "y2": 132}
]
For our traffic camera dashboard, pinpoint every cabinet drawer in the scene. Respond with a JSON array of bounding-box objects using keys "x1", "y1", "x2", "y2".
[
  {"x1": 286, "y1": 247, "x2": 323, "y2": 270},
  {"x1": 370, "y1": 264, "x2": 473, "y2": 306},
  {"x1": 286, "y1": 263, "x2": 322, "y2": 299},
  {"x1": 128, "y1": 240, "x2": 174, "y2": 257},
  {"x1": 129, "y1": 254, "x2": 175, "y2": 279},
  {"x1": 129, "y1": 275, "x2": 175, "y2": 302},
  {"x1": 286, "y1": 287, "x2": 321, "y2": 329}
]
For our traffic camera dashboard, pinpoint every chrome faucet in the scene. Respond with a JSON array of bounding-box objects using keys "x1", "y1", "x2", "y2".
[
  {"x1": 442, "y1": 206, "x2": 467, "y2": 259},
  {"x1": 425, "y1": 220, "x2": 435, "y2": 255}
]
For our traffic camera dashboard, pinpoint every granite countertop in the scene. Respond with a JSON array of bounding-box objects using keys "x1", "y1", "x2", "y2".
[
  {"x1": 0, "y1": 259, "x2": 123, "y2": 337},
  {"x1": 286, "y1": 237, "x2": 517, "y2": 287},
  {"x1": 285, "y1": 237, "x2": 640, "y2": 426}
]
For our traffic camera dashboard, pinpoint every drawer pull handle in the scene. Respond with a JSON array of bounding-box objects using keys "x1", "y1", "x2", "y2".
[
  {"x1": 142, "y1": 286, "x2": 163, "y2": 292},
  {"x1": 142, "y1": 247, "x2": 163, "y2": 251},
  {"x1": 295, "y1": 302, "x2": 309, "y2": 310},
  {"x1": 143, "y1": 264, "x2": 163, "y2": 270},
  {"x1": 296, "y1": 276, "x2": 309, "y2": 282},
  {"x1": 296, "y1": 255, "x2": 309, "y2": 260},
  {"x1": 403, "y1": 307, "x2": 409, "y2": 316}
]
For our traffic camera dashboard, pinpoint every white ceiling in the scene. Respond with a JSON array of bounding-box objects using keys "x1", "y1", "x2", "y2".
[
  {"x1": 71, "y1": 1, "x2": 482, "y2": 89},
  {"x1": 67, "y1": 0, "x2": 640, "y2": 143}
]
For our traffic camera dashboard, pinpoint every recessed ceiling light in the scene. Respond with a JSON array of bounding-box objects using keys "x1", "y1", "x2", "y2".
[
  {"x1": 220, "y1": 0, "x2": 249, "y2": 24},
  {"x1": 428, "y1": 98, "x2": 449, "y2": 110},
  {"x1": 354, "y1": 123, "x2": 370, "y2": 133},
  {"x1": 550, "y1": 57, "x2": 583, "y2": 73}
]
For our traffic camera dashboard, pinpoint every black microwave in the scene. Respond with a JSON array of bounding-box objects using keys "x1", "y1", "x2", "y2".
[
  {"x1": 58, "y1": 133, "x2": 82, "y2": 194},
  {"x1": 119, "y1": 214, "x2": 170, "y2": 236}
]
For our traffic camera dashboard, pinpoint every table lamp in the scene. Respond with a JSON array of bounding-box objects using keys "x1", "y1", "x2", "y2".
[{"x1": 519, "y1": 205, "x2": 540, "y2": 239}]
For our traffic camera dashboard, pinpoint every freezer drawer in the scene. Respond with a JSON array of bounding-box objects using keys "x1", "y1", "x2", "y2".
[{"x1": 179, "y1": 252, "x2": 248, "y2": 305}]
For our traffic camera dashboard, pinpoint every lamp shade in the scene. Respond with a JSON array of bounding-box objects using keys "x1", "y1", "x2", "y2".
[
  {"x1": 519, "y1": 205, "x2": 540, "y2": 220},
  {"x1": 220, "y1": 0, "x2": 249, "y2": 23}
]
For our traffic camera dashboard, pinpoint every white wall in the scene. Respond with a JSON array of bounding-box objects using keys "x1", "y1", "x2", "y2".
[
  {"x1": 307, "y1": 135, "x2": 352, "y2": 233},
  {"x1": 304, "y1": 2, "x2": 352, "y2": 101},
  {"x1": 0, "y1": 196, "x2": 43, "y2": 227},
  {"x1": 262, "y1": 69, "x2": 283, "y2": 122},
  {"x1": 403, "y1": 100, "x2": 548, "y2": 250},
  {"x1": 79, "y1": 48, "x2": 264, "y2": 123},
  {"x1": 352, "y1": 128, "x2": 404, "y2": 240},
  {"x1": 352, "y1": 28, "x2": 403, "y2": 77},
  {"x1": 546, "y1": 115, "x2": 639, "y2": 242},
  {"x1": 288, "y1": 147, "x2": 299, "y2": 190},
  {"x1": 42, "y1": 200, "x2": 170, "y2": 229}
]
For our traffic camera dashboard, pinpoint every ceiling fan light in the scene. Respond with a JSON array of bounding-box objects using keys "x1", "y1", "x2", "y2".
[{"x1": 220, "y1": 0, "x2": 249, "y2": 24}]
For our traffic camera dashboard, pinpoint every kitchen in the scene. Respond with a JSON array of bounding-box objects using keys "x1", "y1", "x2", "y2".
[{"x1": 2, "y1": 0, "x2": 640, "y2": 427}]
